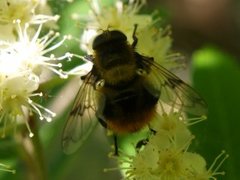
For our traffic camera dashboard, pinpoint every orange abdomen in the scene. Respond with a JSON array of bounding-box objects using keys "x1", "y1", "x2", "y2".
[
  {"x1": 101, "y1": 82, "x2": 159, "y2": 134},
  {"x1": 106, "y1": 104, "x2": 157, "y2": 134}
]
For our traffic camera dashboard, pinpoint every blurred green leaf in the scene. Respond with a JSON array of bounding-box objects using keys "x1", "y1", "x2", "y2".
[{"x1": 191, "y1": 46, "x2": 240, "y2": 180}]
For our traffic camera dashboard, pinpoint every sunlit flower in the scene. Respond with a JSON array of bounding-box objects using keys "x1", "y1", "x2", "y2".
[
  {"x1": 122, "y1": 112, "x2": 193, "y2": 179},
  {"x1": 185, "y1": 151, "x2": 228, "y2": 179},
  {"x1": 0, "y1": 0, "x2": 59, "y2": 25},
  {"x1": 0, "y1": 70, "x2": 40, "y2": 137},
  {"x1": 0, "y1": 20, "x2": 71, "y2": 137},
  {"x1": 123, "y1": 135, "x2": 194, "y2": 179},
  {"x1": 136, "y1": 27, "x2": 182, "y2": 69},
  {"x1": 0, "y1": 0, "x2": 59, "y2": 41},
  {"x1": 123, "y1": 144, "x2": 160, "y2": 180},
  {"x1": 78, "y1": 0, "x2": 181, "y2": 70},
  {"x1": 117, "y1": 112, "x2": 227, "y2": 180},
  {"x1": 1, "y1": 20, "x2": 70, "y2": 78},
  {"x1": 0, "y1": 0, "x2": 38, "y2": 24},
  {"x1": 149, "y1": 112, "x2": 192, "y2": 149},
  {"x1": 35, "y1": 0, "x2": 60, "y2": 29},
  {"x1": 79, "y1": 0, "x2": 152, "y2": 53}
]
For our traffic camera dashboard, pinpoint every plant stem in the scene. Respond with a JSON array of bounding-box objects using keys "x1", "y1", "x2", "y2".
[{"x1": 15, "y1": 115, "x2": 47, "y2": 180}]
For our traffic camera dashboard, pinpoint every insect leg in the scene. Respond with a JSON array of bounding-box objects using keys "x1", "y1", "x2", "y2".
[
  {"x1": 132, "y1": 24, "x2": 138, "y2": 48},
  {"x1": 97, "y1": 118, "x2": 107, "y2": 128},
  {"x1": 96, "y1": 94, "x2": 107, "y2": 128},
  {"x1": 113, "y1": 135, "x2": 119, "y2": 156},
  {"x1": 97, "y1": 118, "x2": 119, "y2": 155},
  {"x1": 135, "y1": 126, "x2": 157, "y2": 150},
  {"x1": 149, "y1": 127, "x2": 157, "y2": 135},
  {"x1": 135, "y1": 139, "x2": 149, "y2": 150},
  {"x1": 84, "y1": 55, "x2": 94, "y2": 62}
]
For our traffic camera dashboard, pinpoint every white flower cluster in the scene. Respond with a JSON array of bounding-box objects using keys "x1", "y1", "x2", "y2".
[
  {"x1": 0, "y1": 0, "x2": 70, "y2": 137},
  {"x1": 121, "y1": 112, "x2": 228, "y2": 179},
  {"x1": 79, "y1": 0, "x2": 181, "y2": 69}
]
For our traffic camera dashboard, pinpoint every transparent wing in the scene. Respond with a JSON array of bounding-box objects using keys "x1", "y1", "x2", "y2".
[
  {"x1": 62, "y1": 73, "x2": 98, "y2": 154},
  {"x1": 140, "y1": 55, "x2": 207, "y2": 116}
]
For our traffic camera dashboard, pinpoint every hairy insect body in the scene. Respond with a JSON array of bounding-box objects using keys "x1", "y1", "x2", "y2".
[
  {"x1": 92, "y1": 32, "x2": 159, "y2": 133},
  {"x1": 62, "y1": 27, "x2": 207, "y2": 154},
  {"x1": 97, "y1": 75, "x2": 159, "y2": 133},
  {"x1": 93, "y1": 32, "x2": 136, "y2": 86}
]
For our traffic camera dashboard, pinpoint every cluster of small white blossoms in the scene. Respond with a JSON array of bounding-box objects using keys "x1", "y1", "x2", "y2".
[
  {"x1": 77, "y1": 1, "x2": 228, "y2": 179},
  {"x1": 0, "y1": 0, "x2": 72, "y2": 138},
  {"x1": 118, "y1": 111, "x2": 228, "y2": 180},
  {"x1": 76, "y1": 0, "x2": 181, "y2": 70}
]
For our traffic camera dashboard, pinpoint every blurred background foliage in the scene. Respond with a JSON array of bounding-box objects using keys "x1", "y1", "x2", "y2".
[{"x1": 0, "y1": 0, "x2": 240, "y2": 179}]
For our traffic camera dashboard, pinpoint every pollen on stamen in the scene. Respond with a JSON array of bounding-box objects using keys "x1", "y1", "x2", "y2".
[
  {"x1": 29, "y1": 132, "x2": 34, "y2": 138},
  {"x1": 46, "y1": 117, "x2": 53, "y2": 122},
  {"x1": 27, "y1": 97, "x2": 56, "y2": 122},
  {"x1": 53, "y1": 15, "x2": 60, "y2": 21},
  {"x1": 24, "y1": 118, "x2": 34, "y2": 138},
  {"x1": 30, "y1": 14, "x2": 60, "y2": 24},
  {"x1": 65, "y1": 52, "x2": 73, "y2": 61},
  {"x1": 28, "y1": 99, "x2": 33, "y2": 104},
  {"x1": 29, "y1": 92, "x2": 43, "y2": 97},
  {"x1": 65, "y1": 34, "x2": 73, "y2": 40},
  {"x1": 13, "y1": 19, "x2": 21, "y2": 24},
  {"x1": 208, "y1": 150, "x2": 229, "y2": 177},
  {"x1": 185, "y1": 115, "x2": 207, "y2": 126},
  {"x1": 50, "y1": 54, "x2": 55, "y2": 60}
]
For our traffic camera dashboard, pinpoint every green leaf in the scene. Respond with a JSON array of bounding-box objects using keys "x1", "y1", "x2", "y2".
[{"x1": 191, "y1": 46, "x2": 240, "y2": 179}]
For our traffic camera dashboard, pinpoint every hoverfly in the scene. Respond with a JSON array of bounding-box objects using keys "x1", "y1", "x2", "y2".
[{"x1": 62, "y1": 25, "x2": 207, "y2": 154}]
